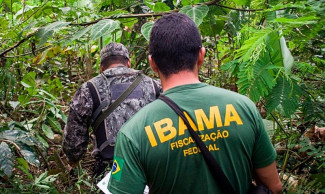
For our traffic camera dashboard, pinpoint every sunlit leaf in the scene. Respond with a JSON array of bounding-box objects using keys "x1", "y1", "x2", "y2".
[
  {"x1": 16, "y1": 157, "x2": 29, "y2": 170},
  {"x1": 180, "y1": 5, "x2": 209, "y2": 27},
  {"x1": 274, "y1": 16, "x2": 318, "y2": 25},
  {"x1": 279, "y1": 36, "x2": 294, "y2": 74},
  {"x1": 153, "y1": 2, "x2": 170, "y2": 12},
  {"x1": 8, "y1": 101, "x2": 19, "y2": 109},
  {"x1": 141, "y1": 22, "x2": 154, "y2": 41},
  {"x1": 90, "y1": 19, "x2": 120, "y2": 41},
  {"x1": 21, "y1": 71, "x2": 36, "y2": 88}
]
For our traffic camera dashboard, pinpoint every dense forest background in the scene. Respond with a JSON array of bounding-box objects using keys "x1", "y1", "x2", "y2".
[{"x1": 0, "y1": 0, "x2": 324, "y2": 193}]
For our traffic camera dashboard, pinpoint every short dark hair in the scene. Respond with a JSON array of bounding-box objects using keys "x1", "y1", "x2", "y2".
[
  {"x1": 100, "y1": 55, "x2": 129, "y2": 69},
  {"x1": 149, "y1": 13, "x2": 202, "y2": 77}
]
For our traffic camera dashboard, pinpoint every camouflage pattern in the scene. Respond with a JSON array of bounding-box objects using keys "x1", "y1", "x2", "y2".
[
  {"x1": 63, "y1": 65, "x2": 161, "y2": 163},
  {"x1": 100, "y1": 43, "x2": 129, "y2": 65}
]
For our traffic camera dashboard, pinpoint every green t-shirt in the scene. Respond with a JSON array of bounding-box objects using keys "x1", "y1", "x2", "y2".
[{"x1": 108, "y1": 83, "x2": 276, "y2": 194}]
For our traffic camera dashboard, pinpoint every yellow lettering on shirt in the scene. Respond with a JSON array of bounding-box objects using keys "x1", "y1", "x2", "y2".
[
  {"x1": 154, "y1": 118, "x2": 177, "y2": 143},
  {"x1": 146, "y1": 104, "x2": 242, "y2": 147},
  {"x1": 195, "y1": 106, "x2": 223, "y2": 131},
  {"x1": 145, "y1": 126, "x2": 158, "y2": 147},
  {"x1": 179, "y1": 112, "x2": 198, "y2": 135},
  {"x1": 224, "y1": 104, "x2": 243, "y2": 126}
]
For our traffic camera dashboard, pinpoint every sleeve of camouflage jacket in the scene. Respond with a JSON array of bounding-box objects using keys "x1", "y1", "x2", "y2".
[{"x1": 63, "y1": 83, "x2": 93, "y2": 164}]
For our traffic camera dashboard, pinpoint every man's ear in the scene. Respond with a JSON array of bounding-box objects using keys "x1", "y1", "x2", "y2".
[
  {"x1": 197, "y1": 47, "x2": 206, "y2": 68},
  {"x1": 148, "y1": 55, "x2": 159, "y2": 73},
  {"x1": 127, "y1": 60, "x2": 131, "y2": 68},
  {"x1": 99, "y1": 64, "x2": 104, "y2": 73}
]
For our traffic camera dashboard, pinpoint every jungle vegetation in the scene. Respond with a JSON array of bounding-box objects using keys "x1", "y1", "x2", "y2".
[{"x1": 0, "y1": 0, "x2": 324, "y2": 193}]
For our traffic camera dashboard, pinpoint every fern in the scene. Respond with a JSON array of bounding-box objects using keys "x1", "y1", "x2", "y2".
[
  {"x1": 237, "y1": 52, "x2": 278, "y2": 102},
  {"x1": 265, "y1": 75, "x2": 302, "y2": 117},
  {"x1": 235, "y1": 27, "x2": 274, "y2": 64}
]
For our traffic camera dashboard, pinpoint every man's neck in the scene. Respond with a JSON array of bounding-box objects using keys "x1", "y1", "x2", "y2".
[{"x1": 160, "y1": 70, "x2": 200, "y2": 92}]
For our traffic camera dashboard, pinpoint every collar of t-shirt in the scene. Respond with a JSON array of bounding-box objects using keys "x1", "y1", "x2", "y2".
[{"x1": 163, "y1": 83, "x2": 208, "y2": 95}]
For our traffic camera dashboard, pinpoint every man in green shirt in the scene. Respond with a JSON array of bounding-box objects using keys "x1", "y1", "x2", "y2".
[{"x1": 108, "y1": 13, "x2": 282, "y2": 194}]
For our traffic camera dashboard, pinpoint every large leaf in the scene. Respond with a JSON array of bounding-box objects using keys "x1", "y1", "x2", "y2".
[
  {"x1": 274, "y1": 16, "x2": 318, "y2": 25},
  {"x1": 266, "y1": 31, "x2": 294, "y2": 74},
  {"x1": 14, "y1": 5, "x2": 37, "y2": 20},
  {"x1": 153, "y1": 2, "x2": 171, "y2": 12},
  {"x1": 42, "y1": 124, "x2": 54, "y2": 139},
  {"x1": 279, "y1": 36, "x2": 294, "y2": 74},
  {"x1": 21, "y1": 71, "x2": 36, "y2": 88},
  {"x1": 180, "y1": 4, "x2": 209, "y2": 27},
  {"x1": 36, "y1": 21, "x2": 71, "y2": 46},
  {"x1": 18, "y1": 143, "x2": 40, "y2": 167},
  {"x1": 0, "y1": 142, "x2": 14, "y2": 176},
  {"x1": 200, "y1": 5, "x2": 226, "y2": 36},
  {"x1": 141, "y1": 22, "x2": 154, "y2": 41},
  {"x1": 226, "y1": 10, "x2": 249, "y2": 35},
  {"x1": 47, "y1": 116, "x2": 62, "y2": 133},
  {"x1": 71, "y1": 25, "x2": 92, "y2": 41},
  {"x1": 0, "y1": 129, "x2": 36, "y2": 146},
  {"x1": 265, "y1": 76, "x2": 302, "y2": 117},
  {"x1": 90, "y1": 19, "x2": 120, "y2": 41}
]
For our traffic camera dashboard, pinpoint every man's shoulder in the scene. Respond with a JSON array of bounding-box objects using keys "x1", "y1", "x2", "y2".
[
  {"x1": 119, "y1": 99, "x2": 162, "y2": 132},
  {"x1": 206, "y1": 85, "x2": 253, "y2": 103}
]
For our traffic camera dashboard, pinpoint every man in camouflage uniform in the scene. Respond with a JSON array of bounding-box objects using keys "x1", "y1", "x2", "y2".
[{"x1": 63, "y1": 42, "x2": 160, "y2": 176}]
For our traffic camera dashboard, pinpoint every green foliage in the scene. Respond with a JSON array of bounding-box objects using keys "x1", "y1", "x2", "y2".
[
  {"x1": 266, "y1": 76, "x2": 302, "y2": 117},
  {"x1": 0, "y1": 142, "x2": 14, "y2": 177},
  {"x1": 0, "y1": 0, "x2": 324, "y2": 192},
  {"x1": 36, "y1": 21, "x2": 71, "y2": 46},
  {"x1": 90, "y1": 19, "x2": 120, "y2": 41},
  {"x1": 180, "y1": 5, "x2": 209, "y2": 27},
  {"x1": 141, "y1": 21, "x2": 154, "y2": 41},
  {"x1": 0, "y1": 128, "x2": 40, "y2": 177}
]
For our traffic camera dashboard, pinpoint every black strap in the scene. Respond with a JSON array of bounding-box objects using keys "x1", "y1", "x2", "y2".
[
  {"x1": 92, "y1": 100, "x2": 109, "y2": 123},
  {"x1": 159, "y1": 94, "x2": 237, "y2": 194},
  {"x1": 152, "y1": 80, "x2": 160, "y2": 98},
  {"x1": 92, "y1": 74, "x2": 144, "y2": 131}
]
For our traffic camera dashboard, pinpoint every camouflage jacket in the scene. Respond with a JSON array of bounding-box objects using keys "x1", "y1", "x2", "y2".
[{"x1": 63, "y1": 66, "x2": 161, "y2": 163}]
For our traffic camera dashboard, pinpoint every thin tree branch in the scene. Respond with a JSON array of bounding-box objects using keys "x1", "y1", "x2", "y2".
[
  {"x1": 0, "y1": 32, "x2": 36, "y2": 58},
  {"x1": 3, "y1": 45, "x2": 51, "y2": 58}
]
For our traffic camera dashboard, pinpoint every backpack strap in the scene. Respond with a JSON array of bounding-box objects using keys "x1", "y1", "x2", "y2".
[
  {"x1": 152, "y1": 80, "x2": 160, "y2": 98},
  {"x1": 87, "y1": 81, "x2": 101, "y2": 119},
  {"x1": 92, "y1": 74, "x2": 144, "y2": 132},
  {"x1": 87, "y1": 81, "x2": 102, "y2": 155}
]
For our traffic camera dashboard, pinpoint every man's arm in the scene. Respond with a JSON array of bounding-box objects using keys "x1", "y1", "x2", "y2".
[
  {"x1": 108, "y1": 132, "x2": 146, "y2": 193},
  {"x1": 254, "y1": 161, "x2": 282, "y2": 194},
  {"x1": 62, "y1": 84, "x2": 93, "y2": 164}
]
